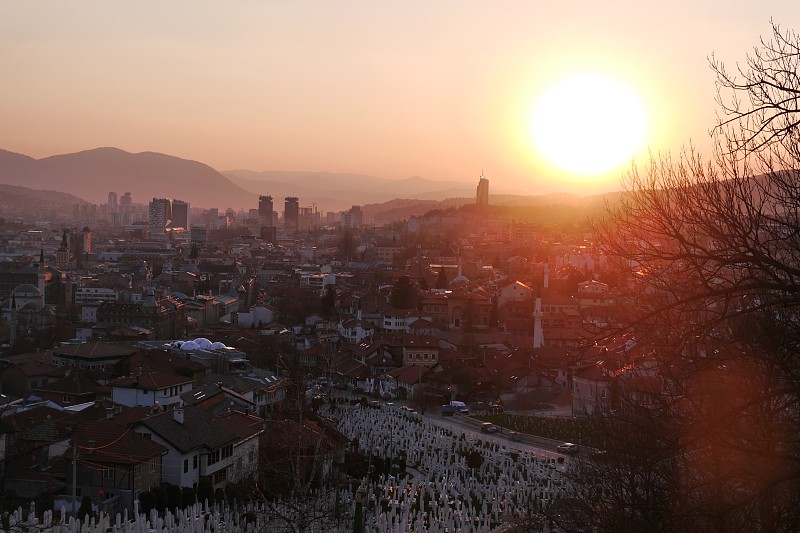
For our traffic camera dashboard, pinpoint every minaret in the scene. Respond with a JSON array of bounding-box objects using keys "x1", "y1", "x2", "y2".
[
  {"x1": 533, "y1": 287, "x2": 544, "y2": 349},
  {"x1": 9, "y1": 291, "x2": 17, "y2": 345},
  {"x1": 38, "y1": 252, "x2": 46, "y2": 297}
]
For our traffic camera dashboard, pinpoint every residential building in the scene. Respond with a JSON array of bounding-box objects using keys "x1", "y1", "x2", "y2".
[
  {"x1": 133, "y1": 406, "x2": 242, "y2": 489},
  {"x1": 67, "y1": 420, "x2": 168, "y2": 514},
  {"x1": 110, "y1": 371, "x2": 195, "y2": 408}
]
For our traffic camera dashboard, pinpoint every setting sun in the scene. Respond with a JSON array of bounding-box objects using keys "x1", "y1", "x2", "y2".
[{"x1": 531, "y1": 73, "x2": 647, "y2": 176}]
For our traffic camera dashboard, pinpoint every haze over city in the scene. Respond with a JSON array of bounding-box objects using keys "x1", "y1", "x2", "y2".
[
  {"x1": 2, "y1": 2, "x2": 800, "y2": 532},
  {"x1": 3, "y1": 1, "x2": 800, "y2": 196}
]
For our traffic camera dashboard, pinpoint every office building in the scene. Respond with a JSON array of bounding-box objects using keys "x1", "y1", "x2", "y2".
[
  {"x1": 284, "y1": 197, "x2": 299, "y2": 233},
  {"x1": 149, "y1": 198, "x2": 172, "y2": 231},
  {"x1": 170, "y1": 199, "x2": 190, "y2": 230}
]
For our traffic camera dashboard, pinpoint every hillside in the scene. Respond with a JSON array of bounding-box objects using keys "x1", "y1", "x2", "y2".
[
  {"x1": 0, "y1": 148, "x2": 256, "y2": 210},
  {"x1": 0, "y1": 183, "x2": 89, "y2": 220}
]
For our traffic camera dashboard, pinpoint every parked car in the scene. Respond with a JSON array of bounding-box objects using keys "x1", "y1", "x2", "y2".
[
  {"x1": 441, "y1": 404, "x2": 457, "y2": 416},
  {"x1": 480, "y1": 422, "x2": 500, "y2": 434},
  {"x1": 557, "y1": 442, "x2": 579, "y2": 453}
]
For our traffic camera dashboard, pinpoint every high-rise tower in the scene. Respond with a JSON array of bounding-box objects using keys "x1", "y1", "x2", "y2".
[
  {"x1": 476, "y1": 172, "x2": 489, "y2": 207},
  {"x1": 259, "y1": 195, "x2": 274, "y2": 227},
  {"x1": 149, "y1": 198, "x2": 172, "y2": 232},
  {"x1": 170, "y1": 199, "x2": 190, "y2": 230},
  {"x1": 284, "y1": 197, "x2": 299, "y2": 233}
]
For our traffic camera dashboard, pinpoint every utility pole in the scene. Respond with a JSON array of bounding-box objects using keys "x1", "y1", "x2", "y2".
[{"x1": 71, "y1": 443, "x2": 77, "y2": 515}]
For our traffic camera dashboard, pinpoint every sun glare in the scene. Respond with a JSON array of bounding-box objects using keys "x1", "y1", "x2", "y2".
[{"x1": 531, "y1": 73, "x2": 647, "y2": 176}]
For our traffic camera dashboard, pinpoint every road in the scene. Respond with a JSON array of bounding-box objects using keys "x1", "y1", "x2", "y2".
[{"x1": 385, "y1": 401, "x2": 577, "y2": 470}]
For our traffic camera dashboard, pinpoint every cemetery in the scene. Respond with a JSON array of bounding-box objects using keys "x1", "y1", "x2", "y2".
[{"x1": 1, "y1": 401, "x2": 578, "y2": 532}]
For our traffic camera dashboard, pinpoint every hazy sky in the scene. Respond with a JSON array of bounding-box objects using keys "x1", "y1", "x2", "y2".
[{"x1": 2, "y1": 1, "x2": 799, "y2": 196}]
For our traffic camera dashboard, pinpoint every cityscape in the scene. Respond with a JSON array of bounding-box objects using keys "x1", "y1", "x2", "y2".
[{"x1": 1, "y1": 4, "x2": 800, "y2": 533}]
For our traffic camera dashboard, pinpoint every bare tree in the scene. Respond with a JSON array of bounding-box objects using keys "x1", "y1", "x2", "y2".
[{"x1": 588, "y1": 20, "x2": 800, "y2": 532}]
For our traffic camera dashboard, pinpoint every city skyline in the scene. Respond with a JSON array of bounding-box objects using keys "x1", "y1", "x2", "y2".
[{"x1": 3, "y1": 2, "x2": 799, "y2": 197}]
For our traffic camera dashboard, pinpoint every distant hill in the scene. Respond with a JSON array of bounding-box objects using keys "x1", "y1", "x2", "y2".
[
  {"x1": 0, "y1": 148, "x2": 257, "y2": 210},
  {"x1": 0, "y1": 147, "x2": 624, "y2": 219},
  {"x1": 0, "y1": 183, "x2": 88, "y2": 220},
  {"x1": 223, "y1": 170, "x2": 478, "y2": 211}
]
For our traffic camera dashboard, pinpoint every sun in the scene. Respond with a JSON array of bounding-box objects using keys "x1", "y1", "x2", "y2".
[{"x1": 531, "y1": 73, "x2": 647, "y2": 176}]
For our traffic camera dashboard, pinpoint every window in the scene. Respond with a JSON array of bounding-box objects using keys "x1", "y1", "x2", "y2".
[
  {"x1": 149, "y1": 459, "x2": 156, "y2": 473},
  {"x1": 193, "y1": 455, "x2": 198, "y2": 470},
  {"x1": 103, "y1": 467, "x2": 113, "y2": 480},
  {"x1": 183, "y1": 459, "x2": 189, "y2": 473},
  {"x1": 601, "y1": 389, "x2": 607, "y2": 399},
  {"x1": 63, "y1": 395, "x2": 72, "y2": 403}
]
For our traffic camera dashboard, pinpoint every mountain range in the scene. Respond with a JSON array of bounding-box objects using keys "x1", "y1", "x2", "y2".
[
  {"x1": 0, "y1": 147, "x2": 481, "y2": 212},
  {"x1": 0, "y1": 147, "x2": 625, "y2": 225}
]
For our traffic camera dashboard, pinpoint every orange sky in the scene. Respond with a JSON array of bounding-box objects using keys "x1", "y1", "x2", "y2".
[{"x1": 2, "y1": 1, "x2": 798, "y2": 196}]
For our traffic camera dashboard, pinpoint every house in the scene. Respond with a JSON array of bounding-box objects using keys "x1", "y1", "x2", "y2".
[
  {"x1": 386, "y1": 364, "x2": 428, "y2": 400},
  {"x1": 497, "y1": 280, "x2": 534, "y2": 307},
  {"x1": 401, "y1": 335, "x2": 440, "y2": 368},
  {"x1": 382, "y1": 309, "x2": 434, "y2": 333},
  {"x1": 180, "y1": 382, "x2": 255, "y2": 416},
  {"x1": 419, "y1": 290, "x2": 492, "y2": 329},
  {"x1": 110, "y1": 371, "x2": 195, "y2": 408},
  {"x1": 66, "y1": 420, "x2": 168, "y2": 515},
  {"x1": 213, "y1": 411, "x2": 264, "y2": 483},
  {"x1": 572, "y1": 362, "x2": 612, "y2": 416},
  {"x1": 0, "y1": 358, "x2": 65, "y2": 397},
  {"x1": 49, "y1": 341, "x2": 138, "y2": 370},
  {"x1": 133, "y1": 406, "x2": 241, "y2": 489},
  {"x1": 34, "y1": 371, "x2": 102, "y2": 407},
  {"x1": 337, "y1": 315, "x2": 375, "y2": 344},
  {"x1": 240, "y1": 368, "x2": 286, "y2": 419},
  {"x1": 3, "y1": 405, "x2": 71, "y2": 499}
]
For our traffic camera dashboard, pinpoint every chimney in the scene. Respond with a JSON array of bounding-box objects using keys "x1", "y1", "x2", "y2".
[{"x1": 173, "y1": 407, "x2": 184, "y2": 424}]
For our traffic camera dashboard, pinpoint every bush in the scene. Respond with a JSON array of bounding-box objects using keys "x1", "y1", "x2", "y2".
[
  {"x1": 152, "y1": 486, "x2": 167, "y2": 514},
  {"x1": 214, "y1": 488, "x2": 226, "y2": 508},
  {"x1": 197, "y1": 478, "x2": 214, "y2": 507},
  {"x1": 164, "y1": 483, "x2": 182, "y2": 511},
  {"x1": 181, "y1": 487, "x2": 196, "y2": 509},
  {"x1": 78, "y1": 495, "x2": 92, "y2": 521},
  {"x1": 37, "y1": 491, "x2": 54, "y2": 518},
  {"x1": 139, "y1": 491, "x2": 156, "y2": 516}
]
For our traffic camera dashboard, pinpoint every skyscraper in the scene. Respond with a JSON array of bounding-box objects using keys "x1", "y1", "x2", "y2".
[
  {"x1": 170, "y1": 199, "x2": 190, "y2": 230},
  {"x1": 149, "y1": 198, "x2": 172, "y2": 231},
  {"x1": 259, "y1": 195, "x2": 274, "y2": 227},
  {"x1": 476, "y1": 172, "x2": 489, "y2": 207},
  {"x1": 107, "y1": 192, "x2": 119, "y2": 227},
  {"x1": 284, "y1": 197, "x2": 299, "y2": 233},
  {"x1": 120, "y1": 192, "x2": 133, "y2": 226},
  {"x1": 342, "y1": 205, "x2": 363, "y2": 229}
]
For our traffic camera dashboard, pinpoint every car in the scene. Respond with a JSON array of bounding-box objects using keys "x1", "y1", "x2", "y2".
[
  {"x1": 557, "y1": 442, "x2": 579, "y2": 453},
  {"x1": 480, "y1": 422, "x2": 500, "y2": 434}
]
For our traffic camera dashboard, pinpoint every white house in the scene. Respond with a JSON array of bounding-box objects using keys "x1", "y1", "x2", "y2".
[
  {"x1": 110, "y1": 371, "x2": 194, "y2": 408},
  {"x1": 498, "y1": 281, "x2": 534, "y2": 307},
  {"x1": 133, "y1": 406, "x2": 242, "y2": 489}
]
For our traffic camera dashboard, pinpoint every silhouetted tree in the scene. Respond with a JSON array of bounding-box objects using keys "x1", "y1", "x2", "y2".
[
  {"x1": 390, "y1": 276, "x2": 417, "y2": 309},
  {"x1": 436, "y1": 266, "x2": 448, "y2": 289},
  {"x1": 588, "y1": 21, "x2": 800, "y2": 532},
  {"x1": 320, "y1": 284, "x2": 337, "y2": 318},
  {"x1": 78, "y1": 495, "x2": 92, "y2": 521}
]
